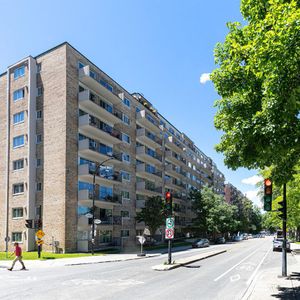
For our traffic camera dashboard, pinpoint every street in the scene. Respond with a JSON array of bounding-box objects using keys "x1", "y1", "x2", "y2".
[{"x1": 0, "y1": 237, "x2": 297, "y2": 300}]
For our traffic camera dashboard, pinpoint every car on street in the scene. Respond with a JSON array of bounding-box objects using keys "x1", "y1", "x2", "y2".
[
  {"x1": 233, "y1": 235, "x2": 243, "y2": 242},
  {"x1": 215, "y1": 237, "x2": 226, "y2": 244},
  {"x1": 273, "y1": 238, "x2": 291, "y2": 252},
  {"x1": 192, "y1": 238, "x2": 210, "y2": 248}
]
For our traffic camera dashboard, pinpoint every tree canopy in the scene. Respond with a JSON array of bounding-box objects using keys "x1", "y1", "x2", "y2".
[{"x1": 211, "y1": 0, "x2": 300, "y2": 185}]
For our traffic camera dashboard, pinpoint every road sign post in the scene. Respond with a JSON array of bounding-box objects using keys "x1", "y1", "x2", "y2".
[
  {"x1": 165, "y1": 216, "x2": 175, "y2": 264},
  {"x1": 137, "y1": 235, "x2": 146, "y2": 257}
]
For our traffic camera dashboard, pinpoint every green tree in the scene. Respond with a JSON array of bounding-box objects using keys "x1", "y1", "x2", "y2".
[
  {"x1": 135, "y1": 196, "x2": 165, "y2": 237},
  {"x1": 211, "y1": 0, "x2": 300, "y2": 185}
]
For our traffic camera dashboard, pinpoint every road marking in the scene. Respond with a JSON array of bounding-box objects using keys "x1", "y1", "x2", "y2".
[
  {"x1": 230, "y1": 274, "x2": 240, "y2": 282},
  {"x1": 213, "y1": 247, "x2": 261, "y2": 282},
  {"x1": 246, "y1": 246, "x2": 272, "y2": 285}
]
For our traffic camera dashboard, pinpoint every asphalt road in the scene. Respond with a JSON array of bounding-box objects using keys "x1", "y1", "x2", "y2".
[{"x1": 0, "y1": 236, "x2": 294, "y2": 300}]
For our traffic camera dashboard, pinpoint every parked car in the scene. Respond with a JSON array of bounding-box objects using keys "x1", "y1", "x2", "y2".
[
  {"x1": 233, "y1": 235, "x2": 243, "y2": 242},
  {"x1": 273, "y1": 238, "x2": 291, "y2": 252},
  {"x1": 248, "y1": 234, "x2": 253, "y2": 239},
  {"x1": 215, "y1": 237, "x2": 226, "y2": 244},
  {"x1": 192, "y1": 238, "x2": 210, "y2": 248},
  {"x1": 242, "y1": 234, "x2": 248, "y2": 240}
]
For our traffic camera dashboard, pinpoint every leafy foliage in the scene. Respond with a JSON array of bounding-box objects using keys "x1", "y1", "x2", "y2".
[
  {"x1": 135, "y1": 196, "x2": 165, "y2": 236},
  {"x1": 211, "y1": 0, "x2": 300, "y2": 185}
]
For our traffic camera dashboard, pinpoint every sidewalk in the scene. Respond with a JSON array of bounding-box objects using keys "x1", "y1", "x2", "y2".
[
  {"x1": 243, "y1": 243, "x2": 300, "y2": 300},
  {"x1": 0, "y1": 252, "x2": 159, "y2": 270}
]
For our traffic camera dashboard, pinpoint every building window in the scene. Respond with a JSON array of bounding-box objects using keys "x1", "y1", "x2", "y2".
[
  {"x1": 36, "y1": 158, "x2": 42, "y2": 167},
  {"x1": 36, "y1": 182, "x2": 42, "y2": 191},
  {"x1": 121, "y1": 171, "x2": 130, "y2": 182},
  {"x1": 100, "y1": 79, "x2": 113, "y2": 92},
  {"x1": 13, "y1": 111, "x2": 24, "y2": 124},
  {"x1": 13, "y1": 88, "x2": 24, "y2": 101},
  {"x1": 37, "y1": 86, "x2": 43, "y2": 96},
  {"x1": 121, "y1": 230, "x2": 130, "y2": 237},
  {"x1": 36, "y1": 134, "x2": 42, "y2": 144},
  {"x1": 121, "y1": 211, "x2": 130, "y2": 218},
  {"x1": 121, "y1": 191, "x2": 130, "y2": 200},
  {"x1": 13, "y1": 159, "x2": 24, "y2": 171},
  {"x1": 122, "y1": 114, "x2": 130, "y2": 125},
  {"x1": 14, "y1": 66, "x2": 25, "y2": 80},
  {"x1": 13, "y1": 135, "x2": 25, "y2": 148},
  {"x1": 37, "y1": 63, "x2": 42, "y2": 73},
  {"x1": 12, "y1": 232, "x2": 22, "y2": 243},
  {"x1": 12, "y1": 208, "x2": 23, "y2": 219},
  {"x1": 13, "y1": 183, "x2": 24, "y2": 195},
  {"x1": 36, "y1": 110, "x2": 42, "y2": 119},
  {"x1": 122, "y1": 153, "x2": 130, "y2": 163},
  {"x1": 78, "y1": 61, "x2": 85, "y2": 69},
  {"x1": 122, "y1": 134, "x2": 130, "y2": 144},
  {"x1": 123, "y1": 97, "x2": 130, "y2": 107}
]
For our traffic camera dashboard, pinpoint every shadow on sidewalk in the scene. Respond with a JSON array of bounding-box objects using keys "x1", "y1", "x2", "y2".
[
  {"x1": 290, "y1": 272, "x2": 300, "y2": 281},
  {"x1": 271, "y1": 286, "x2": 300, "y2": 299}
]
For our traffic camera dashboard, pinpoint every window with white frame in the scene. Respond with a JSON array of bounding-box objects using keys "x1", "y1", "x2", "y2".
[
  {"x1": 13, "y1": 183, "x2": 24, "y2": 195},
  {"x1": 36, "y1": 182, "x2": 42, "y2": 191},
  {"x1": 121, "y1": 171, "x2": 130, "y2": 181},
  {"x1": 12, "y1": 232, "x2": 22, "y2": 242},
  {"x1": 121, "y1": 211, "x2": 130, "y2": 218},
  {"x1": 13, "y1": 135, "x2": 25, "y2": 148},
  {"x1": 13, "y1": 159, "x2": 24, "y2": 171},
  {"x1": 122, "y1": 153, "x2": 130, "y2": 163},
  {"x1": 14, "y1": 66, "x2": 25, "y2": 80},
  {"x1": 122, "y1": 133, "x2": 130, "y2": 144},
  {"x1": 121, "y1": 191, "x2": 130, "y2": 200},
  {"x1": 13, "y1": 88, "x2": 24, "y2": 101},
  {"x1": 12, "y1": 208, "x2": 23, "y2": 219},
  {"x1": 13, "y1": 111, "x2": 24, "y2": 124},
  {"x1": 123, "y1": 97, "x2": 130, "y2": 107},
  {"x1": 36, "y1": 110, "x2": 42, "y2": 119},
  {"x1": 122, "y1": 114, "x2": 130, "y2": 125}
]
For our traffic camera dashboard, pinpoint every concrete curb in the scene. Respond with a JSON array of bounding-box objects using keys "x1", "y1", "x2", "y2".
[
  {"x1": 152, "y1": 249, "x2": 227, "y2": 271},
  {"x1": 65, "y1": 254, "x2": 161, "y2": 267}
]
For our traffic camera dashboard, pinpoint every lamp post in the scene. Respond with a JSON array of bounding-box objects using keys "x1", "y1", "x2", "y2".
[{"x1": 91, "y1": 156, "x2": 114, "y2": 255}]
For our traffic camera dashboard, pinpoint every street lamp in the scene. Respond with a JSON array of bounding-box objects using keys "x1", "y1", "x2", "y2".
[{"x1": 91, "y1": 156, "x2": 114, "y2": 255}]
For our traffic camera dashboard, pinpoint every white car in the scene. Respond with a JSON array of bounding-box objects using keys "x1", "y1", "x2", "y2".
[{"x1": 273, "y1": 238, "x2": 291, "y2": 252}]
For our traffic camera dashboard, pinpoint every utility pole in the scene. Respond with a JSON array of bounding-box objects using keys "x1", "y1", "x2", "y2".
[{"x1": 282, "y1": 183, "x2": 287, "y2": 277}]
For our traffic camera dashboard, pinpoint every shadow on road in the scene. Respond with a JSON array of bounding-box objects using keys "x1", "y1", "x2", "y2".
[
  {"x1": 271, "y1": 286, "x2": 300, "y2": 299},
  {"x1": 290, "y1": 272, "x2": 300, "y2": 282},
  {"x1": 182, "y1": 265, "x2": 201, "y2": 269}
]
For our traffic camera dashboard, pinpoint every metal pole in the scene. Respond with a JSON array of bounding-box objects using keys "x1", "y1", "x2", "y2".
[
  {"x1": 282, "y1": 183, "x2": 287, "y2": 277},
  {"x1": 168, "y1": 239, "x2": 172, "y2": 264}
]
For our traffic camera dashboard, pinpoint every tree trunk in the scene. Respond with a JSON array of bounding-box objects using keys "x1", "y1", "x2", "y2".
[{"x1": 297, "y1": 226, "x2": 300, "y2": 242}]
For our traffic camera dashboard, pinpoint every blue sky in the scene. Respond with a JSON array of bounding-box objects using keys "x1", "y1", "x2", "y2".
[{"x1": 0, "y1": 0, "x2": 261, "y2": 205}]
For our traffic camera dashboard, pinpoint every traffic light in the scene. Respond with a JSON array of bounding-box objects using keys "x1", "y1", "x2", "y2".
[
  {"x1": 278, "y1": 199, "x2": 286, "y2": 220},
  {"x1": 165, "y1": 191, "x2": 173, "y2": 216},
  {"x1": 25, "y1": 219, "x2": 34, "y2": 229},
  {"x1": 263, "y1": 178, "x2": 272, "y2": 211}
]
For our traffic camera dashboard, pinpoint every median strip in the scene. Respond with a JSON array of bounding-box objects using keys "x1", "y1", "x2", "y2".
[{"x1": 152, "y1": 249, "x2": 227, "y2": 271}]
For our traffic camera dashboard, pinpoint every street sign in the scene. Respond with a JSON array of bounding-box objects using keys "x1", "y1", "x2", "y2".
[
  {"x1": 137, "y1": 236, "x2": 146, "y2": 245},
  {"x1": 94, "y1": 219, "x2": 101, "y2": 225},
  {"x1": 165, "y1": 228, "x2": 174, "y2": 239},
  {"x1": 143, "y1": 228, "x2": 150, "y2": 236},
  {"x1": 36, "y1": 230, "x2": 45, "y2": 239},
  {"x1": 36, "y1": 239, "x2": 44, "y2": 245},
  {"x1": 166, "y1": 217, "x2": 175, "y2": 229},
  {"x1": 85, "y1": 213, "x2": 93, "y2": 218},
  {"x1": 4, "y1": 236, "x2": 10, "y2": 242}
]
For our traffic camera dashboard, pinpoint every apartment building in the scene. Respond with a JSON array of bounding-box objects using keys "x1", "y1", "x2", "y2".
[
  {"x1": 224, "y1": 183, "x2": 244, "y2": 204},
  {"x1": 0, "y1": 42, "x2": 225, "y2": 253}
]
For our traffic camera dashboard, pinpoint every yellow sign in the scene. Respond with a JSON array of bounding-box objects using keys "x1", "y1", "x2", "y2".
[
  {"x1": 36, "y1": 240, "x2": 44, "y2": 245},
  {"x1": 36, "y1": 230, "x2": 45, "y2": 239}
]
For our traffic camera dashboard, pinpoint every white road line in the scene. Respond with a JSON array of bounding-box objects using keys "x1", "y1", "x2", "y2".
[
  {"x1": 213, "y1": 247, "x2": 261, "y2": 282},
  {"x1": 246, "y1": 246, "x2": 272, "y2": 285}
]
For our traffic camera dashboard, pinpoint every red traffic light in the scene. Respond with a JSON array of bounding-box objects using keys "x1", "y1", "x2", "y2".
[
  {"x1": 264, "y1": 179, "x2": 272, "y2": 186},
  {"x1": 166, "y1": 191, "x2": 171, "y2": 199}
]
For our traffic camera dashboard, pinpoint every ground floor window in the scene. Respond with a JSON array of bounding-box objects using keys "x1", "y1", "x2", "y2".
[
  {"x1": 12, "y1": 232, "x2": 22, "y2": 242},
  {"x1": 99, "y1": 230, "x2": 112, "y2": 243},
  {"x1": 121, "y1": 230, "x2": 130, "y2": 237}
]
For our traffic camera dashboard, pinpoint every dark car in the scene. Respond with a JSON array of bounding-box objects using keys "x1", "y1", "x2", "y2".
[
  {"x1": 215, "y1": 237, "x2": 226, "y2": 244},
  {"x1": 192, "y1": 238, "x2": 210, "y2": 248}
]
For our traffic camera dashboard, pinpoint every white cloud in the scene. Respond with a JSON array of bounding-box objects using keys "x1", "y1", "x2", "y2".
[
  {"x1": 199, "y1": 73, "x2": 211, "y2": 84},
  {"x1": 241, "y1": 175, "x2": 262, "y2": 186},
  {"x1": 245, "y1": 189, "x2": 262, "y2": 208}
]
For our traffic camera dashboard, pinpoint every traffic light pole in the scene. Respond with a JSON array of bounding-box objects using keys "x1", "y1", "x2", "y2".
[
  {"x1": 282, "y1": 183, "x2": 287, "y2": 277},
  {"x1": 168, "y1": 239, "x2": 172, "y2": 264}
]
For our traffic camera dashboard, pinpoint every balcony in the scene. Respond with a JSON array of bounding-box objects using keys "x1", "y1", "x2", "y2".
[
  {"x1": 136, "y1": 163, "x2": 162, "y2": 181},
  {"x1": 78, "y1": 139, "x2": 122, "y2": 165},
  {"x1": 136, "y1": 128, "x2": 162, "y2": 149},
  {"x1": 136, "y1": 181, "x2": 162, "y2": 197},
  {"x1": 165, "y1": 177, "x2": 185, "y2": 191},
  {"x1": 136, "y1": 146, "x2": 162, "y2": 166},
  {"x1": 136, "y1": 199, "x2": 146, "y2": 209},
  {"x1": 165, "y1": 136, "x2": 184, "y2": 153},
  {"x1": 79, "y1": 65, "x2": 121, "y2": 105},
  {"x1": 165, "y1": 150, "x2": 186, "y2": 167},
  {"x1": 173, "y1": 192, "x2": 188, "y2": 201},
  {"x1": 79, "y1": 90, "x2": 122, "y2": 125},
  {"x1": 136, "y1": 110, "x2": 160, "y2": 134},
  {"x1": 78, "y1": 189, "x2": 121, "y2": 209},
  {"x1": 79, "y1": 114, "x2": 122, "y2": 145},
  {"x1": 78, "y1": 164, "x2": 122, "y2": 186},
  {"x1": 165, "y1": 164, "x2": 186, "y2": 179}
]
